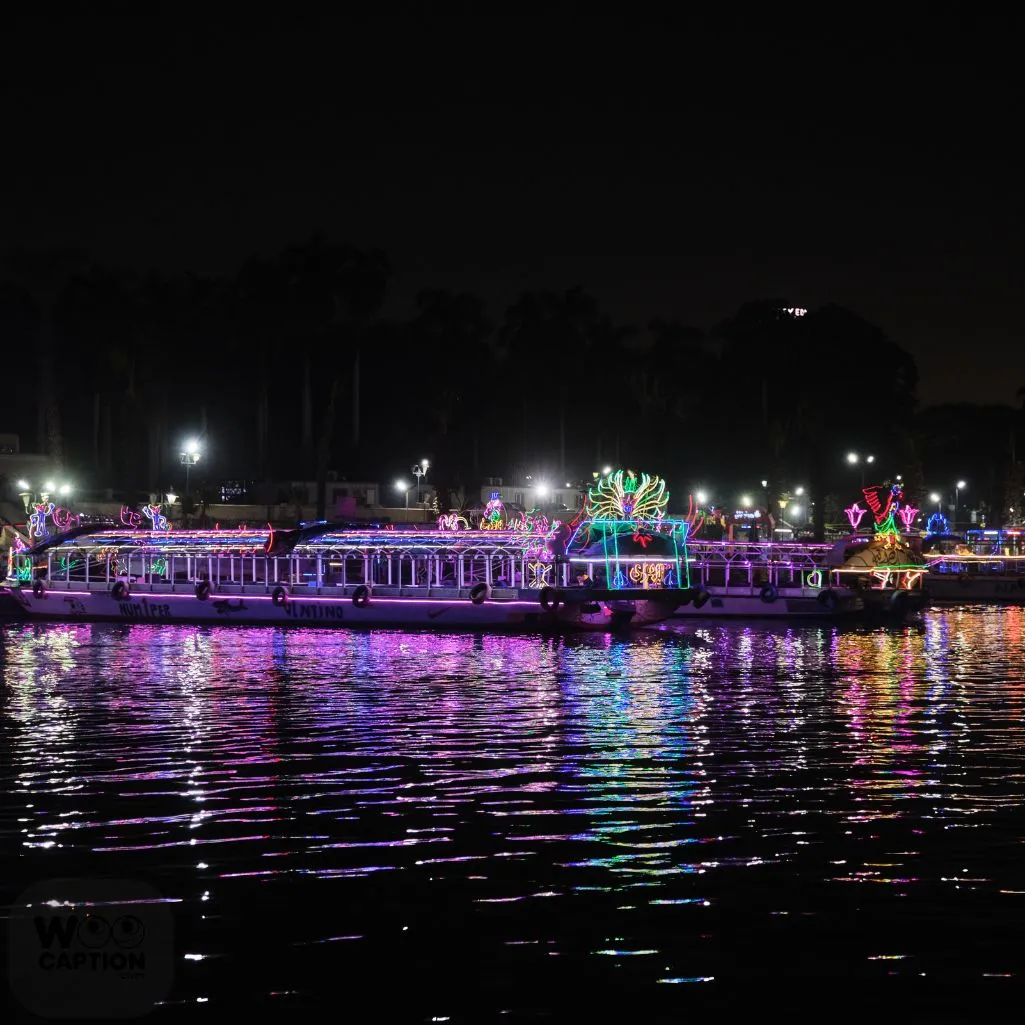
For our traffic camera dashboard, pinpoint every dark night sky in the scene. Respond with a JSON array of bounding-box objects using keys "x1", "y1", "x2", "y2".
[{"x1": 3, "y1": 11, "x2": 1023, "y2": 407}]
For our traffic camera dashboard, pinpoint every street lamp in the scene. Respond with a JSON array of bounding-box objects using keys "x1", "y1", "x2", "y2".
[
  {"x1": 602, "y1": 465, "x2": 612, "y2": 475},
  {"x1": 778, "y1": 494, "x2": 790, "y2": 535},
  {"x1": 395, "y1": 480, "x2": 411, "y2": 523},
  {"x1": 929, "y1": 492, "x2": 941, "y2": 511},
  {"x1": 695, "y1": 490, "x2": 708, "y2": 505},
  {"x1": 16, "y1": 480, "x2": 32, "y2": 515},
  {"x1": 846, "y1": 452, "x2": 874, "y2": 488},
  {"x1": 740, "y1": 495, "x2": 752, "y2": 508},
  {"x1": 180, "y1": 439, "x2": 202, "y2": 499},
  {"x1": 954, "y1": 480, "x2": 966, "y2": 526},
  {"x1": 411, "y1": 460, "x2": 429, "y2": 504},
  {"x1": 165, "y1": 491, "x2": 178, "y2": 508}
]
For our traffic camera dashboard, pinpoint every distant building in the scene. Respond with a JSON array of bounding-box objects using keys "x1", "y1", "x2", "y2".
[
  {"x1": 478, "y1": 479, "x2": 584, "y2": 513},
  {"x1": 0, "y1": 434, "x2": 61, "y2": 503},
  {"x1": 284, "y1": 479, "x2": 380, "y2": 509}
]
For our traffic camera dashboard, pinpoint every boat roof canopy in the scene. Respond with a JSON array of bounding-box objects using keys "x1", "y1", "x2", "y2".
[{"x1": 25, "y1": 524, "x2": 564, "y2": 557}]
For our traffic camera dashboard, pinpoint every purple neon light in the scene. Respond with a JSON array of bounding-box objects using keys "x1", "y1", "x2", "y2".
[{"x1": 27, "y1": 589, "x2": 549, "y2": 608}]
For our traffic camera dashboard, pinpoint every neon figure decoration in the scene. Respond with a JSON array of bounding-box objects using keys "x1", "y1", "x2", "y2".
[
  {"x1": 120, "y1": 506, "x2": 143, "y2": 528},
  {"x1": 142, "y1": 505, "x2": 170, "y2": 531},
  {"x1": 682, "y1": 494, "x2": 706, "y2": 538},
  {"x1": 926, "y1": 512, "x2": 949, "y2": 535},
  {"x1": 863, "y1": 482, "x2": 903, "y2": 526},
  {"x1": 845, "y1": 502, "x2": 867, "y2": 531},
  {"x1": 566, "y1": 468, "x2": 689, "y2": 590},
  {"x1": 28, "y1": 502, "x2": 55, "y2": 540},
  {"x1": 479, "y1": 494, "x2": 507, "y2": 530},
  {"x1": 527, "y1": 561, "x2": 552, "y2": 588},
  {"x1": 898, "y1": 506, "x2": 919, "y2": 531},
  {"x1": 437, "y1": 513, "x2": 469, "y2": 531},
  {"x1": 52, "y1": 507, "x2": 79, "y2": 531},
  {"x1": 586, "y1": 469, "x2": 667, "y2": 522},
  {"x1": 8, "y1": 534, "x2": 29, "y2": 579}
]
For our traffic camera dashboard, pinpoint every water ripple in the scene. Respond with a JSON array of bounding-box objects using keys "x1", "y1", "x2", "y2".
[{"x1": 3, "y1": 611, "x2": 1025, "y2": 1014}]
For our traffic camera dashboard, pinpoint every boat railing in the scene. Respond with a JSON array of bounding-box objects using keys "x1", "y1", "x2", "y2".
[
  {"x1": 684, "y1": 539, "x2": 841, "y2": 592},
  {"x1": 687, "y1": 540, "x2": 836, "y2": 566},
  {"x1": 923, "y1": 552, "x2": 1025, "y2": 574}
]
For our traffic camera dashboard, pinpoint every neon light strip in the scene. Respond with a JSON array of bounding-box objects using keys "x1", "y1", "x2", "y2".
[
  {"x1": 568, "y1": 556, "x2": 687, "y2": 564},
  {"x1": 832, "y1": 565, "x2": 923, "y2": 572},
  {"x1": 22, "y1": 589, "x2": 555, "y2": 608},
  {"x1": 923, "y1": 554, "x2": 1025, "y2": 562}
]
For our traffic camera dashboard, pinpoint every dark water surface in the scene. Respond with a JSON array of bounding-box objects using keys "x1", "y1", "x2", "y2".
[{"x1": 3, "y1": 610, "x2": 1025, "y2": 1020}]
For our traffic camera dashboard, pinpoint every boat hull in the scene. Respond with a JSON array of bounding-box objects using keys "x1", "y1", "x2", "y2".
[
  {"x1": 672, "y1": 588, "x2": 864, "y2": 619},
  {"x1": 0, "y1": 585, "x2": 675, "y2": 633},
  {"x1": 924, "y1": 574, "x2": 1025, "y2": 603}
]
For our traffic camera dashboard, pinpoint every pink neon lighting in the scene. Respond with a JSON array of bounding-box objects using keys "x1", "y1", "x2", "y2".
[
  {"x1": 52, "y1": 507, "x2": 78, "y2": 530},
  {"x1": 120, "y1": 506, "x2": 143, "y2": 528},
  {"x1": 24, "y1": 589, "x2": 547, "y2": 608},
  {"x1": 845, "y1": 503, "x2": 866, "y2": 530},
  {"x1": 899, "y1": 506, "x2": 919, "y2": 530}
]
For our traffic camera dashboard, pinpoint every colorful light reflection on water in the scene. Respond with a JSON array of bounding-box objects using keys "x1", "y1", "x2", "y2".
[{"x1": 3, "y1": 611, "x2": 1025, "y2": 1016}]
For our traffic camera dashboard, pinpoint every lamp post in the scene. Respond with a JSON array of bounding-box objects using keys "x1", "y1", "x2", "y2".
[
  {"x1": 954, "y1": 480, "x2": 966, "y2": 528},
  {"x1": 395, "y1": 480, "x2": 411, "y2": 523},
  {"x1": 16, "y1": 479, "x2": 32, "y2": 516},
  {"x1": 16, "y1": 479, "x2": 73, "y2": 514},
  {"x1": 411, "y1": 459, "x2": 429, "y2": 504},
  {"x1": 778, "y1": 494, "x2": 790, "y2": 537},
  {"x1": 180, "y1": 439, "x2": 202, "y2": 500},
  {"x1": 846, "y1": 452, "x2": 875, "y2": 489}
]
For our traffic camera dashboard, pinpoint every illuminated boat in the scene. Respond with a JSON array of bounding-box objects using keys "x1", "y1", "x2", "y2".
[
  {"x1": 670, "y1": 538, "x2": 865, "y2": 619},
  {"x1": 669, "y1": 481, "x2": 930, "y2": 620},
  {"x1": 1, "y1": 470, "x2": 699, "y2": 632},
  {"x1": 922, "y1": 528, "x2": 1025, "y2": 603},
  {"x1": 560, "y1": 471, "x2": 861, "y2": 619},
  {"x1": 825, "y1": 483, "x2": 927, "y2": 619}
]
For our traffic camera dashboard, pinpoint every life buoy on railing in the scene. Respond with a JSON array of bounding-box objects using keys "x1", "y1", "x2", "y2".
[
  {"x1": 32, "y1": 579, "x2": 46, "y2": 600},
  {"x1": 352, "y1": 585, "x2": 370, "y2": 608},
  {"x1": 111, "y1": 580, "x2": 129, "y2": 601},
  {"x1": 692, "y1": 589, "x2": 711, "y2": 610},
  {"x1": 195, "y1": 580, "x2": 211, "y2": 601},
  {"x1": 539, "y1": 586, "x2": 562, "y2": 612},
  {"x1": 817, "y1": 588, "x2": 839, "y2": 613},
  {"x1": 759, "y1": 583, "x2": 779, "y2": 604},
  {"x1": 271, "y1": 586, "x2": 288, "y2": 607},
  {"x1": 469, "y1": 582, "x2": 489, "y2": 605}
]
